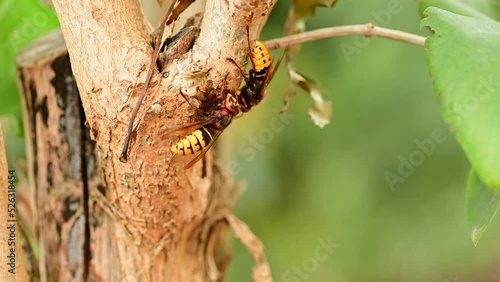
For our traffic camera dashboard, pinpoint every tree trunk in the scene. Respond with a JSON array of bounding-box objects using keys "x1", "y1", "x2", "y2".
[
  {"x1": 0, "y1": 126, "x2": 29, "y2": 281},
  {"x1": 17, "y1": 30, "x2": 99, "y2": 281},
  {"x1": 17, "y1": 0, "x2": 275, "y2": 281}
]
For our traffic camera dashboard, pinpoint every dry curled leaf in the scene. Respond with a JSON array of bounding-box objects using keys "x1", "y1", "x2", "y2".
[
  {"x1": 225, "y1": 212, "x2": 271, "y2": 282},
  {"x1": 282, "y1": 0, "x2": 337, "y2": 127},
  {"x1": 308, "y1": 87, "x2": 333, "y2": 128},
  {"x1": 286, "y1": 67, "x2": 332, "y2": 128},
  {"x1": 294, "y1": 0, "x2": 338, "y2": 19},
  {"x1": 286, "y1": 0, "x2": 339, "y2": 48},
  {"x1": 156, "y1": 0, "x2": 172, "y2": 7}
]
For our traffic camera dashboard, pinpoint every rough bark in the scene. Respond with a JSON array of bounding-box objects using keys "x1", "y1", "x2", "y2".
[
  {"x1": 17, "y1": 30, "x2": 99, "y2": 281},
  {"x1": 18, "y1": 0, "x2": 275, "y2": 281},
  {"x1": 0, "y1": 124, "x2": 29, "y2": 282}
]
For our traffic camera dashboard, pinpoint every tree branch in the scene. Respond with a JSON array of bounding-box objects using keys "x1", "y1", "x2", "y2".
[
  {"x1": 264, "y1": 23, "x2": 426, "y2": 50},
  {"x1": 50, "y1": 0, "x2": 275, "y2": 280}
]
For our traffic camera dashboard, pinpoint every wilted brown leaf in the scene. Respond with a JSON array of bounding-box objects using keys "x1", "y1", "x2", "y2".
[
  {"x1": 281, "y1": 0, "x2": 338, "y2": 128},
  {"x1": 225, "y1": 212, "x2": 271, "y2": 282}
]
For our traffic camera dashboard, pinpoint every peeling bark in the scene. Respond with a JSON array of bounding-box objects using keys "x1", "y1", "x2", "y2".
[
  {"x1": 18, "y1": 0, "x2": 275, "y2": 280},
  {"x1": 17, "y1": 30, "x2": 99, "y2": 281}
]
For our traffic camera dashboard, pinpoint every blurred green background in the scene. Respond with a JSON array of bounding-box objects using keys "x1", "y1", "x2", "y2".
[
  {"x1": 2, "y1": 0, "x2": 500, "y2": 281},
  {"x1": 0, "y1": 0, "x2": 59, "y2": 164},
  {"x1": 226, "y1": 1, "x2": 500, "y2": 282}
]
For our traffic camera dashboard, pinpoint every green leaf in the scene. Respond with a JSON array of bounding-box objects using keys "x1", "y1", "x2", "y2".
[
  {"x1": 419, "y1": 0, "x2": 500, "y2": 21},
  {"x1": 286, "y1": 0, "x2": 339, "y2": 35},
  {"x1": 293, "y1": 0, "x2": 338, "y2": 20},
  {"x1": 0, "y1": 0, "x2": 59, "y2": 132},
  {"x1": 466, "y1": 170, "x2": 500, "y2": 246},
  {"x1": 422, "y1": 7, "x2": 500, "y2": 190}
]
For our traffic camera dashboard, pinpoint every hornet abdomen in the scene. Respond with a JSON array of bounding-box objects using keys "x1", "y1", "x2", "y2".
[{"x1": 171, "y1": 127, "x2": 213, "y2": 155}]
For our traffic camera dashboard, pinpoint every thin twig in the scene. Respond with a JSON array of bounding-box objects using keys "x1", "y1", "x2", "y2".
[
  {"x1": 263, "y1": 23, "x2": 426, "y2": 50},
  {"x1": 119, "y1": 0, "x2": 193, "y2": 162}
]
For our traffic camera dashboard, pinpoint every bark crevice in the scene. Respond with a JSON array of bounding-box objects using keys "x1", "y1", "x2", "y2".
[{"x1": 17, "y1": 0, "x2": 276, "y2": 280}]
